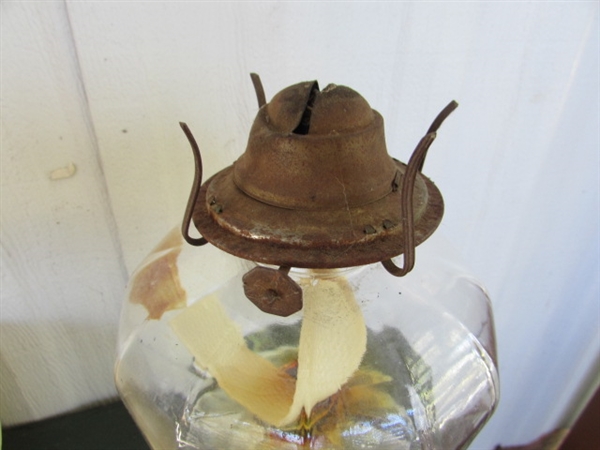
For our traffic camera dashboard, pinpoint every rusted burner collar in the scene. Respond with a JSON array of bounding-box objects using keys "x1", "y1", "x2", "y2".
[{"x1": 179, "y1": 74, "x2": 457, "y2": 316}]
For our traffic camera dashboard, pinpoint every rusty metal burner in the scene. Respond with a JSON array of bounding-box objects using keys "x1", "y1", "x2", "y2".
[{"x1": 180, "y1": 74, "x2": 457, "y2": 316}]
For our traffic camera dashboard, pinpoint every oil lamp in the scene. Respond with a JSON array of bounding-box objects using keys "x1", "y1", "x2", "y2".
[{"x1": 115, "y1": 75, "x2": 499, "y2": 450}]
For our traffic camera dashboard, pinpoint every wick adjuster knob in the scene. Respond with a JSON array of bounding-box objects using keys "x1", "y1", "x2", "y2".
[{"x1": 242, "y1": 266, "x2": 303, "y2": 317}]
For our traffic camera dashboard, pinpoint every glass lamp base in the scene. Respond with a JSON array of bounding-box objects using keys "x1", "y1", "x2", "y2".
[{"x1": 115, "y1": 229, "x2": 498, "y2": 450}]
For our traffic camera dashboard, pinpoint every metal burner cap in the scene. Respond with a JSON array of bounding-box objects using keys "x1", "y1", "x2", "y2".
[{"x1": 186, "y1": 78, "x2": 448, "y2": 269}]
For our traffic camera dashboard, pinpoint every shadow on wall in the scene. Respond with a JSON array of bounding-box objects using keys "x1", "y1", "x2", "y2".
[{"x1": 0, "y1": 321, "x2": 120, "y2": 427}]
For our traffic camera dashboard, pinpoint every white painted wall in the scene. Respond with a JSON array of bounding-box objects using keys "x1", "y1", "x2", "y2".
[
  {"x1": 1, "y1": 1, "x2": 598, "y2": 448},
  {"x1": 1, "y1": 1, "x2": 128, "y2": 425}
]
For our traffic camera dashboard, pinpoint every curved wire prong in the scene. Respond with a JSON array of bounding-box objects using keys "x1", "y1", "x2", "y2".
[
  {"x1": 419, "y1": 100, "x2": 459, "y2": 171},
  {"x1": 382, "y1": 101, "x2": 458, "y2": 277},
  {"x1": 250, "y1": 73, "x2": 267, "y2": 108},
  {"x1": 180, "y1": 122, "x2": 208, "y2": 246},
  {"x1": 382, "y1": 133, "x2": 436, "y2": 277},
  {"x1": 427, "y1": 100, "x2": 459, "y2": 135}
]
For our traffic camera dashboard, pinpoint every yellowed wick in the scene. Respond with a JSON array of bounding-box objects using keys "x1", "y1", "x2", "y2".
[{"x1": 169, "y1": 275, "x2": 367, "y2": 427}]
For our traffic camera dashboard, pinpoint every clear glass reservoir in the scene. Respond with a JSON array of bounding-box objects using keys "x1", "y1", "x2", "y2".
[{"x1": 115, "y1": 227, "x2": 498, "y2": 450}]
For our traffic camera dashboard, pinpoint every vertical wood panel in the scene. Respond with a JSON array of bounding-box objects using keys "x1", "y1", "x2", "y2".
[
  {"x1": 66, "y1": 1, "x2": 248, "y2": 273},
  {"x1": 1, "y1": 2, "x2": 127, "y2": 425}
]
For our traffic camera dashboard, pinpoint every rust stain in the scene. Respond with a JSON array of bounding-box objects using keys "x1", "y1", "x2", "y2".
[
  {"x1": 150, "y1": 227, "x2": 184, "y2": 254},
  {"x1": 129, "y1": 247, "x2": 186, "y2": 320}
]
